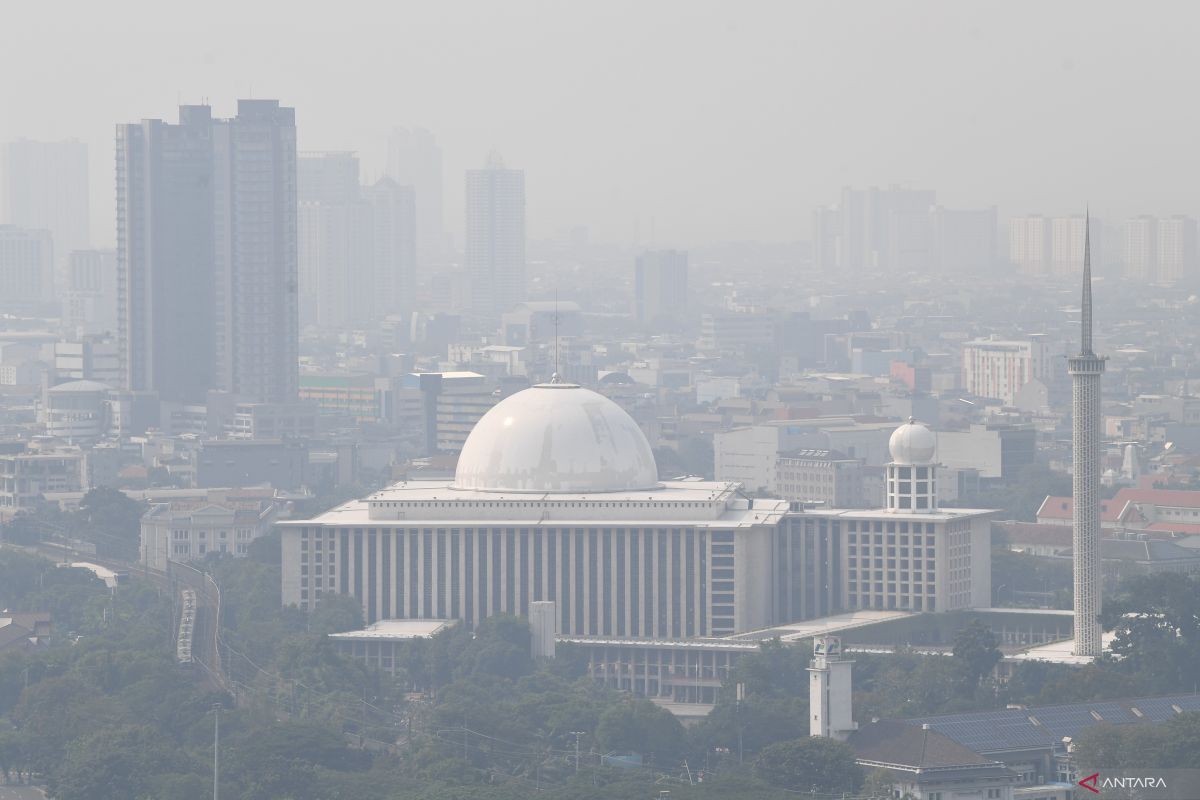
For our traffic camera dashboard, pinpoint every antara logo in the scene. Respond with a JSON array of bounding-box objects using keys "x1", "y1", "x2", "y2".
[{"x1": 1078, "y1": 772, "x2": 1168, "y2": 794}]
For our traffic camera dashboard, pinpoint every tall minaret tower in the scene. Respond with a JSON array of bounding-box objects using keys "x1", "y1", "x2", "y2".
[{"x1": 1069, "y1": 214, "x2": 1106, "y2": 657}]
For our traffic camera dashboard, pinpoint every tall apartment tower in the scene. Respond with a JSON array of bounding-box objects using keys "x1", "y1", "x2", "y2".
[
  {"x1": 466, "y1": 152, "x2": 525, "y2": 320},
  {"x1": 1122, "y1": 215, "x2": 1157, "y2": 281},
  {"x1": 1, "y1": 139, "x2": 90, "y2": 284},
  {"x1": 1156, "y1": 215, "x2": 1197, "y2": 284},
  {"x1": 365, "y1": 177, "x2": 417, "y2": 318},
  {"x1": 117, "y1": 100, "x2": 297, "y2": 404},
  {"x1": 634, "y1": 249, "x2": 688, "y2": 325},
  {"x1": 1009, "y1": 216, "x2": 1050, "y2": 275},
  {"x1": 1051, "y1": 216, "x2": 1089, "y2": 276},
  {"x1": 298, "y1": 152, "x2": 369, "y2": 328},
  {"x1": 1069, "y1": 215, "x2": 1105, "y2": 658},
  {"x1": 386, "y1": 128, "x2": 443, "y2": 269}
]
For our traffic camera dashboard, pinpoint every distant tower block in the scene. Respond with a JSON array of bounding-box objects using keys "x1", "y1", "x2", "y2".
[
  {"x1": 808, "y1": 635, "x2": 857, "y2": 741},
  {"x1": 1069, "y1": 214, "x2": 1106, "y2": 658},
  {"x1": 529, "y1": 601, "x2": 556, "y2": 659}
]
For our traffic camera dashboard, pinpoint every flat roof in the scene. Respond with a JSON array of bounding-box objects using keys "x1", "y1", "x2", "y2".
[
  {"x1": 328, "y1": 618, "x2": 457, "y2": 641},
  {"x1": 806, "y1": 507, "x2": 997, "y2": 522},
  {"x1": 1007, "y1": 631, "x2": 1118, "y2": 666},
  {"x1": 726, "y1": 609, "x2": 919, "y2": 642}
]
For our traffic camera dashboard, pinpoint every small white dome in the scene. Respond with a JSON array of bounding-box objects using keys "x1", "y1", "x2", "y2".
[
  {"x1": 889, "y1": 418, "x2": 936, "y2": 465},
  {"x1": 453, "y1": 382, "x2": 661, "y2": 493}
]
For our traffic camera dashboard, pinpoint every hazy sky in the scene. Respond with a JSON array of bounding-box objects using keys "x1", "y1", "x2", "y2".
[{"x1": 2, "y1": 1, "x2": 1197, "y2": 248}]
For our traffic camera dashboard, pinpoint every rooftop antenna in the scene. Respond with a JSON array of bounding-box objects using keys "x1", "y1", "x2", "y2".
[{"x1": 554, "y1": 289, "x2": 560, "y2": 381}]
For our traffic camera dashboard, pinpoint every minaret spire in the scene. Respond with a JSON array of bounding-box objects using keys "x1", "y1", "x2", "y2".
[
  {"x1": 1081, "y1": 210, "x2": 1093, "y2": 355},
  {"x1": 1068, "y1": 206, "x2": 1105, "y2": 658}
]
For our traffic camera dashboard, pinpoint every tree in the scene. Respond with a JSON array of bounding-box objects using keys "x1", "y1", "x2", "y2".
[
  {"x1": 753, "y1": 737, "x2": 862, "y2": 794},
  {"x1": 309, "y1": 593, "x2": 365, "y2": 635},
  {"x1": 595, "y1": 699, "x2": 687, "y2": 764},
  {"x1": 1105, "y1": 573, "x2": 1200, "y2": 693},
  {"x1": 76, "y1": 486, "x2": 146, "y2": 559},
  {"x1": 952, "y1": 620, "x2": 1001, "y2": 690}
]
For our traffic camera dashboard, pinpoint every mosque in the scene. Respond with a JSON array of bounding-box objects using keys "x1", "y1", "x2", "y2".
[{"x1": 281, "y1": 379, "x2": 994, "y2": 648}]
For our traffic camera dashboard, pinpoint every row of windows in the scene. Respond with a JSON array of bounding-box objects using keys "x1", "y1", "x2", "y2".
[{"x1": 309, "y1": 526, "x2": 724, "y2": 639}]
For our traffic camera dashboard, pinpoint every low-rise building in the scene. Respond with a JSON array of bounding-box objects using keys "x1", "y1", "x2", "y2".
[
  {"x1": 140, "y1": 492, "x2": 281, "y2": 570},
  {"x1": 0, "y1": 442, "x2": 85, "y2": 510}
]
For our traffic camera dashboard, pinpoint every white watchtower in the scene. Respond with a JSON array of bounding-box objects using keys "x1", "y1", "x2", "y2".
[{"x1": 808, "y1": 635, "x2": 857, "y2": 741}]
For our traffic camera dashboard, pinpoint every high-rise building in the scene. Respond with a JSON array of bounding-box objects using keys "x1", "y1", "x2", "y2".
[
  {"x1": 365, "y1": 177, "x2": 417, "y2": 318},
  {"x1": 1009, "y1": 216, "x2": 1050, "y2": 275},
  {"x1": 0, "y1": 225, "x2": 54, "y2": 310},
  {"x1": 813, "y1": 186, "x2": 936, "y2": 272},
  {"x1": 64, "y1": 249, "x2": 118, "y2": 334},
  {"x1": 298, "y1": 155, "x2": 417, "y2": 327},
  {"x1": 634, "y1": 249, "x2": 688, "y2": 325},
  {"x1": 386, "y1": 128, "x2": 444, "y2": 269},
  {"x1": 1, "y1": 139, "x2": 90, "y2": 285},
  {"x1": 298, "y1": 152, "x2": 370, "y2": 328},
  {"x1": 466, "y1": 153, "x2": 525, "y2": 319},
  {"x1": 1122, "y1": 215, "x2": 1157, "y2": 281},
  {"x1": 1051, "y1": 216, "x2": 1089, "y2": 276},
  {"x1": 961, "y1": 336, "x2": 1051, "y2": 406},
  {"x1": 1069, "y1": 216, "x2": 1105, "y2": 658},
  {"x1": 1155, "y1": 215, "x2": 1197, "y2": 284},
  {"x1": 117, "y1": 100, "x2": 298, "y2": 404}
]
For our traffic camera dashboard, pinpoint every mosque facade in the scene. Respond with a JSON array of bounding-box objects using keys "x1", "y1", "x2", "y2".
[{"x1": 280, "y1": 383, "x2": 993, "y2": 638}]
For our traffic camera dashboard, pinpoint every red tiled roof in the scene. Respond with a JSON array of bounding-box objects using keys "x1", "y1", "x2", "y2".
[{"x1": 1037, "y1": 487, "x2": 1200, "y2": 522}]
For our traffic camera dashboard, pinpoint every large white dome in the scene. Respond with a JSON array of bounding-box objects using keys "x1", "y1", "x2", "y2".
[
  {"x1": 453, "y1": 382, "x2": 661, "y2": 493},
  {"x1": 889, "y1": 418, "x2": 936, "y2": 465}
]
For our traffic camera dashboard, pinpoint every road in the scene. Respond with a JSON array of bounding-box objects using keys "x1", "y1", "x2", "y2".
[{"x1": 0, "y1": 785, "x2": 47, "y2": 799}]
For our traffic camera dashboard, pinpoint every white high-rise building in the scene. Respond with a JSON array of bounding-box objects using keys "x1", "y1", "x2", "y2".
[
  {"x1": 961, "y1": 336, "x2": 1051, "y2": 406},
  {"x1": 1051, "y1": 216, "x2": 1089, "y2": 276},
  {"x1": 1122, "y1": 215, "x2": 1157, "y2": 281},
  {"x1": 466, "y1": 153, "x2": 525, "y2": 320},
  {"x1": 1009, "y1": 216, "x2": 1050, "y2": 275},
  {"x1": 1, "y1": 139, "x2": 89, "y2": 286},
  {"x1": 386, "y1": 128, "x2": 444, "y2": 269},
  {"x1": 1155, "y1": 215, "x2": 1197, "y2": 284}
]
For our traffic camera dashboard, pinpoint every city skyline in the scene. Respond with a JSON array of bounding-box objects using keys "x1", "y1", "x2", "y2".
[{"x1": 5, "y1": 2, "x2": 1200, "y2": 247}]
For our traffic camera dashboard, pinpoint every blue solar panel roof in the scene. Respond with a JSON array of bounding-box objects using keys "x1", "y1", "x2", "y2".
[{"x1": 909, "y1": 694, "x2": 1200, "y2": 754}]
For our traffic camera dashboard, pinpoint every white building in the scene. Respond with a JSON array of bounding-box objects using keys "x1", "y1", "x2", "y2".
[
  {"x1": 1051, "y1": 215, "x2": 1088, "y2": 276},
  {"x1": 140, "y1": 496, "x2": 281, "y2": 570},
  {"x1": 1008, "y1": 216, "x2": 1049, "y2": 275},
  {"x1": 808, "y1": 420, "x2": 994, "y2": 612},
  {"x1": 466, "y1": 152, "x2": 525, "y2": 319},
  {"x1": 1122, "y1": 215, "x2": 1157, "y2": 281},
  {"x1": 961, "y1": 336, "x2": 1050, "y2": 406},
  {"x1": 1155, "y1": 215, "x2": 1197, "y2": 284},
  {"x1": 281, "y1": 380, "x2": 806, "y2": 637},
  {"x1": 44, "y1": 379, "x2": 110, "y2": 441}
]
